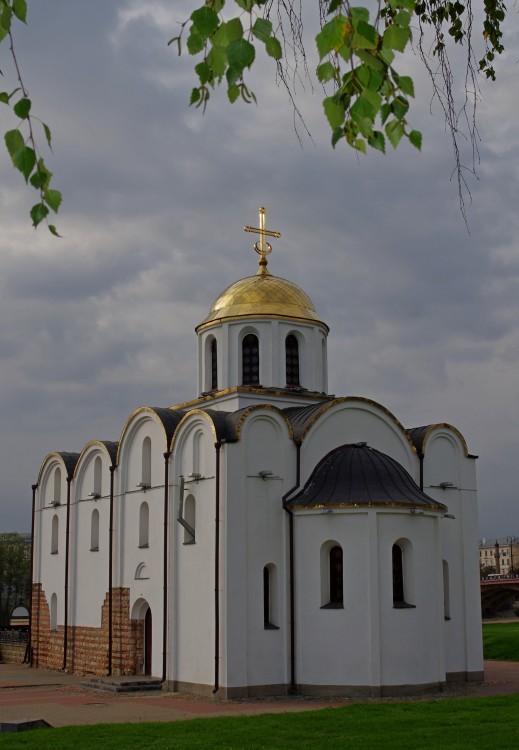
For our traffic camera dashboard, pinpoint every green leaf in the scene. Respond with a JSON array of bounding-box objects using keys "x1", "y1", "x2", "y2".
[
  {"x1": 323, "y1": 96, "x2": 344, "y2": 129},
  {"x1": 317, "y1": 61, "x2": 337, "y2": 83},
  {"x1": 350, "y1": 7, "x2": 370, "y2": 25},
  {"x1": 207, "y1": 45, "x2": 227, "y2": 79},
  {"x1": 331, "y1": 126, "x2": 344, "y2": 147},
  {"x1": 30, "y1": 169, "x2": 50, "y2": 189},
  {"x1": 187, "y1": 29, "x2": 205, "y2": 55},
  {"x1": 190, "y1": 7, "x2": 219, "y2": 39},
  {"x1": 234, "y1": 0, "x2": 254, "y2": 9},
  {"x1": 42, "y1": 122, "x2": 53, "y2": 149},
  {"x1": 4, "y1": 129, "x2": 25, "y2": 162},
  {"x1": 190, "y1": 87, "x2": 201, "y2": 105},
  {"x1": 227, "y1": 38, "x2": 255, "y2": 71},
  {"x1": 228, "y1": 83, "x2": 240, "y2": 103},
  {"x1": 195, "y1": 61, "x2": 212, "y2": 85},
  {"x1": 353, "y1": 20, "x2": 378, "y2": 49},
  {"x1": 265, "y1": 36, "x2": 282, "y2": 60},
  {"x1": 409, "y1": 129, "x2": 422, "y2": 150},
  {"x1": 395, "y1": 10, "x2": 411, "y2": 27},
  {"x1": 355, "y1": 49, "x2": 385, "y2": 72},
  {"x1": 316, "y1": 15, "x2": 349, "y2": 59},
  {"x1": 44, "y1": 188, "x2": 62, "y2": 212},
  {"x1": 223, "y1": 18, "x2": 243, "y2": 44},
  {"x1": 13, "y1": 97, "x2": 31, "y2": 119},
  {"x1": 48, "y1": 224, "x2": 62, "y2": 238},
  {"x1": 13, "y1": 146, "x2": 36, "y2": 182},
  {"x1": 392, "y1": 95, "x2": 409, "y2": 120},
  {"x1": 252, "y1": 18, "x2": 272, "y2": 43},
  {"x1": 353, "y1": 138, "x2": 367, "y2": 153},
  {"x1": 350, "y1": 94, "x2": 376, "y2": 121},
  {"x1": 368, "y1": 130, "x2": 386, "y2": 153},
  {"x1": 0, "y1": 4, "x2": 12, "y2": 32},
  {"x1": 398, "y1": 75, "x2": 415, "y2": 96},
  {"x1": 0, "y1": 92, "x2": 9, "y2": 104},
  {"x1": 30, "y1": 202, "x2": 49, "y2": 228},
  {"x1": 13, "y1": 0, "x2": 27, "y2": 23},
  {"x1": 385, "y1": 118, "x2": 405, "y2": 148},
  {"x1": 382, "y1": 25, "x2": 411, "y2": 52}
]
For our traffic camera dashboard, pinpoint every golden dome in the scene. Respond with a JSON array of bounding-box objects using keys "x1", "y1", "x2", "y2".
[{"x1": 196, "y1": 272, "x2": 328, "y2": 332}]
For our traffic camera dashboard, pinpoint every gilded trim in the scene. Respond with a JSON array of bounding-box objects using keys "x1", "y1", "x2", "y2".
[
  {"x1": 297, "y1": 396, "x2": 418, "y2": 454},
  {"x1": 196, "y1": 312, "x2": 329, "y2": 334},
  {"x1": 169, "y1": 408, "x2": 219, "y2": 453},
  {"x1": 172, "y1": 386, "x2": 329, "y2": 411},
  {"x1": 72, "y1": 440, "x2": 117, "y2": 479},
  {"x1": 116, "y1": 406, "x2": 171, "y2": 465},
  {"x1": 232, "y1": 403, "x2": 295, "y2": 441},
  {"x1": 418, "y1": 423, "x2": 470, "y2": 458}
]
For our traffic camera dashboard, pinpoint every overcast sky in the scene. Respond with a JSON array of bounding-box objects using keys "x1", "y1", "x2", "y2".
[{"x1": 1, "y1": 1, "x2": 518, "y2": 539}]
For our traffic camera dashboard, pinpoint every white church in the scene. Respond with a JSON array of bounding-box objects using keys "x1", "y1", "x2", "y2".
[{"x1": 31, "y1": 209, "x2": 483, "y2": 697}]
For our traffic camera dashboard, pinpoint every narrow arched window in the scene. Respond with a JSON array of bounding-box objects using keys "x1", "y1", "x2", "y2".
[
  {"x1": 93, "y1": 456, "x2": 102, "y2": 497},
  {"x1": 51, "y1": 514, "x2": 59, "y2": 554},
  {"x1": 329, "y1": 546, "x2": 343, "y2": 605},
  {"x1": 53, "y1": 467, "x2": 61, "y2": 506},
  {"x1": 139, "y1": 501, "x2": 149, "y2": 548},
  {"x1": 392, "y1": 544, "x2": 405, "y2": 605},
  {"x1": 211, "y1": 338, "x2": 218, "y2": 390},
  {"x1": 285, "y1": 334, "x2": 300, "y2": 386},
  {"x1": 90, "y1": 508, "x2": 100, "y2": 551},
  {"x1": 242, "y1": 334, "x2": 259, "y2": 385},
  {"x1": 50, "y1": 593, "x2": 58, "y2": 631},
  {"x1": 142, "y1": 437, "x2": 152, "y2": 488},
  {"x1": 263, "y1": 564, "x2": 279, "y2": 628}
]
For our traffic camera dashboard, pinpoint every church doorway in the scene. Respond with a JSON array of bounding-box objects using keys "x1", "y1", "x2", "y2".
[{"x1": 144, "y1": 607, "x2": 152, "y2": 676}]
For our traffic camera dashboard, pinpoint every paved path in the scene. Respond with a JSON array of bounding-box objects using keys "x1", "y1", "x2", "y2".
[{"x1": 0, "y1": 662, "x2": 518, "y2": 728}]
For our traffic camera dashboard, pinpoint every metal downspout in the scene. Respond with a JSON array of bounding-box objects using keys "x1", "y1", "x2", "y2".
[
  {"x1": 63, "y1": 476, "x2": 72, "y2": 671},
  {"x1": 282, "y1": 442, "x2": 301, "y2": 695},
  {"x1": 162, "y1": 450, "x2": 171, "y2": 682},
  {"x1": 108, "y1": 465, "x2": 115, "y2": 676},
  {"x1": 213, "y1": 441, "x2": 222, "y2": 694},
  {"x1": 27, "y1": 483, "x2": 38, "y2": 666}
]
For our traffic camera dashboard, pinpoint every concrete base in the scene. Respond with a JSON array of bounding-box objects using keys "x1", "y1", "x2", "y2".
[
  {"x1": 0, "y1": 718, "x2": 52, "y2": 733},
  {"x1": 446, "y1": 670, "x2": 484, "y2": 682}
]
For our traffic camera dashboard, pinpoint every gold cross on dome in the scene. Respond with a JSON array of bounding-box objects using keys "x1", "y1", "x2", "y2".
[{"x1": 244, "y1": 207, "x2": 281, "y2": 275}]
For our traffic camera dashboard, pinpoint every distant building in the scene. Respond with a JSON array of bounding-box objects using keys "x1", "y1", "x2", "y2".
[{"x1": 479, "y1": 537, "x2": 519, "y2": 575}]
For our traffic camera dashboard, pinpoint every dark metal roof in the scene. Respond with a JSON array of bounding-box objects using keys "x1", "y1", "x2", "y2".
[
  {"x1": 197, "y1": 408, "x2": 240, "y2": 443},
  {"x1": 287, "y1": 443, "x2": 447, "y2": 511},
  {"x1": 56, "y1": 452, "x2": 80, "y2": 479},
  {"x1": 283, "y1": 401, "x2": 330, "y2": 443},
  {"x1": 150, "y1": 407, "x2": 187, "y2": 444},
  {"x1": 406, "y1": 426, "x2": 431, "y2": 455},
  {"x1": 98, "y1": 441, "x2": 119, "y2": 465}
]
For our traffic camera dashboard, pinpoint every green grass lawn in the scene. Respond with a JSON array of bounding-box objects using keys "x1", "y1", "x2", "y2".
[
  {"x1": 2, "y1": 695, "x2": 519, "y2": 750},
  {"x1": 482, "y1": 621, "x2": 519, "y2": 660}
]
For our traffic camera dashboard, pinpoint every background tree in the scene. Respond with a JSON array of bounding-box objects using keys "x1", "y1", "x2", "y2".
[
  {"x1": 0, "y1": 532, "x2": 31, "y2": 627},
  {"x1": 480, "y1": 563, "x2": 496, "y2": 578}
]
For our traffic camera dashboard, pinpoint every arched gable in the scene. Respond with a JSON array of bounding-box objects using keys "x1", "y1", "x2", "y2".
[
  {"x1": 37, "y1": 452, "x2": 79, "y2": 511},
  {"x1": 117, "y1": 407, "x2": 183, "y2": 493},
  {"x1": 237, "y1": 407, "x2": 293, "y2": 478},
  {"x1": 296, "y1": 397, "x2": 417, "y2": 486},
  {"x1": 73, "y1": 440, "x2": 117, "y2": 502}
]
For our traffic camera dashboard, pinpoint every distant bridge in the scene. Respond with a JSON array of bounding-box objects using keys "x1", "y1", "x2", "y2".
[{"x1": 481, "y1": 575, "x2": 519, "y2": 617}]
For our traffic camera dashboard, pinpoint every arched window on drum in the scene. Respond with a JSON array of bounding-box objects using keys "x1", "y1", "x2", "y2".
[{"x1": 242, "y1": 334, "x2": 260, "y2": 386}]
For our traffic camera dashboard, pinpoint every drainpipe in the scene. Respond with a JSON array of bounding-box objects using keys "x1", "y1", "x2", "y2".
[
  {"x1": 212, "y1": 441, "x2": 222, "y2": 694},
  {"x1": 162, "y1": 450, "x2": 171, "y2": 682},
  {"x1": 418, "y1": 452, "x2": 424, "y2": 491},
  {"x1": 108, "y1": 465, "x2": 115, "y2": 676},
  {"x1": 63, "y1": 476, "x2": 72, "y2": 671},
  {"x1": 27, "y1": 483, "x2": 38, "y2": 666},
  {"x1": 281, "y1": 442, "x2": 301, "y2": 695}
]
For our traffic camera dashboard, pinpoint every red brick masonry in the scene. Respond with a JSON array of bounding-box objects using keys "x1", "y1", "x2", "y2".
[{"x1": 31, "y1": 584, "x2": 144, "y2": 676}]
